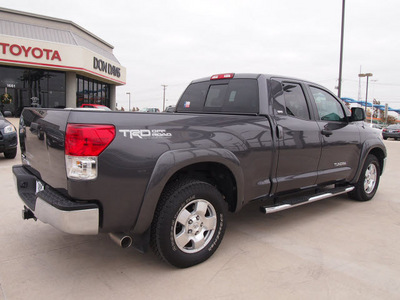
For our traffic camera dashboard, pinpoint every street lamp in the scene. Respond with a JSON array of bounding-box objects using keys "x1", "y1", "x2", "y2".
[
  {"x1": 358, "y1": 73, "x2": 373, "y2": 112},
  {"x1": 337, "y1": 0, "x2": 346, "y2": 98},
  {"x1": 126, "y1": 92, "x2": 131, "y2": 111},
  {"x1": 161, "y1": 85, "x2": 167, "y2": 111}
]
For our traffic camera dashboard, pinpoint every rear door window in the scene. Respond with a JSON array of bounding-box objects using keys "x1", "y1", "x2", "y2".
[{"x1": 271, "y1": 80, "x2": 311, "y2": 120}]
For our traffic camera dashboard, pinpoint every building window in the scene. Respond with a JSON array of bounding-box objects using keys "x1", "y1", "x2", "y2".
[
  {"x1": 0, "y1": 66, "x2": 65, "y2": 116},
  {"x1": 76, "y1": 75, "x2": 110, "y2": 108}
]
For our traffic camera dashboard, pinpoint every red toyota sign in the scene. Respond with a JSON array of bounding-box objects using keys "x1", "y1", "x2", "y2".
[{"x1": 0, "y1": 42, "x2": 62, "y2": 61}]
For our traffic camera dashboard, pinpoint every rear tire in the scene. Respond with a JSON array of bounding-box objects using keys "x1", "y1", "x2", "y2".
[
  {"x1": 348, "y1": 154, "x2": 380, "y2": 201},
  {"x1": 151, "y1": 179, "x2": 227, "y2": 268}
]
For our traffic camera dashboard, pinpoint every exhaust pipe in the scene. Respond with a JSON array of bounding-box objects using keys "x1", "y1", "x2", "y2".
[
  {"x1": 22, "y1": 206, "x2": 37, "y2": 221},
  {"x1": 109, "y1": 232, "x2": 133, "y2": 248}
]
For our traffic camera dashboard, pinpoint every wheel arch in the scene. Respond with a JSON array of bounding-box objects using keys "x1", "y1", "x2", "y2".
[
  {"x1": 368, "y1": 147, "x2": 386, "y2": 175},
  {"x1": 352, "y1": 140, "x2": 386, "y2": 184},
  {"x1": 131, "y1": 148, "x2": 244, "y2": 235}
]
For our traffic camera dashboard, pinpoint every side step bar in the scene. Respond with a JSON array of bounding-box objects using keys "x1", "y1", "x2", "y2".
[{"x1": 261, "y1": 185, "x2": 355, "y2": 214}]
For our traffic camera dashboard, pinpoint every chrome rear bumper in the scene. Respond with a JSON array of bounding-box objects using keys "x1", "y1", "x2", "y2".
[{"x1": 13, "y1": 165, "x2": 99, "y2": 235}]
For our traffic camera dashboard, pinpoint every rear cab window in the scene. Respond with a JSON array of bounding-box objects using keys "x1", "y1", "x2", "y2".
[{"x1": 177, "y1": 78, "x2": 259, "y2": 114}]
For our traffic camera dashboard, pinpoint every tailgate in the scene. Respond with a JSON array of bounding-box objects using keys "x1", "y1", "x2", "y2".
[{"x1": 20, "y1": 108, "x2": 70, "y2": 190}]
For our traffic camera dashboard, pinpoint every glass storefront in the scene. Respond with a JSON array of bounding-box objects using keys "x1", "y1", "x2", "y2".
[
  {"x1": 0, "y1": 66, "x2": 112, "y2": 115},
  {"x1": 76, "y1": 75, "x2": 110, "y2": 108},
  {"x1": 0, "y1": 66, "x2": 66, "y2": 116}
]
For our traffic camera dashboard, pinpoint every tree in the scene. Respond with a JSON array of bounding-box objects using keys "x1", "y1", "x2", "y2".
[
  {"x1": 372, "y1": 99, "x2": 381, "y2": 119},
  {"x1": 385, "y1": 115, "x2": 397, "y2": 125}
]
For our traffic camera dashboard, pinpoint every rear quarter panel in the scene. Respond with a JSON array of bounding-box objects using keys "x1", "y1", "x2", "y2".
[{"x1": 67, "y1": 111, "x2": 274, "y2": 233}]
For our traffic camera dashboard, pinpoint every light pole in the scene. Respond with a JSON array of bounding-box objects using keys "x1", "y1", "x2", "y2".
[
  {"x1": 337, "y1": 0, "x2": 345, "y2": 98},
  {"x1": 358, "y1": 73, "x2": 373, "y2": 112},
  {"x1": 161, "y1": 85, "x2": 167, "y2": 111},
  {"x1": 126, "y1": 92, "x2": 131, "y2": 111}
]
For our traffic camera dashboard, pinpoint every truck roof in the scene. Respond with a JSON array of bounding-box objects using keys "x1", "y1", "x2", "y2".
[
  {"x1": 190, "y1": 73, "x2": 326, "y2": 91},
  {"x1": 191, "y1": 73, "x2": 313, "y2": 84}
]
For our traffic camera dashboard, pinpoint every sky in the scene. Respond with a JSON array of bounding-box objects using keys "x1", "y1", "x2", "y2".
[{"x1": 1, "y1": 0, "x2": 400, "y2": 112}]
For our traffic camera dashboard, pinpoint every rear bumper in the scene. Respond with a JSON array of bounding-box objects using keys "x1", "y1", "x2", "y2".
[
  {"x1": 13, "y1": 165, "x2": 99, "y2": 235},
  {"x1": 382, "y1": 133, "x2": 400, "y2": 139}
]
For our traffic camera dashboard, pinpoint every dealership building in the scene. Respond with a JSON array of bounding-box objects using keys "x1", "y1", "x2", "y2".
[{"x1": 0, "y1": 7, "x2": 126, "y2": 116}]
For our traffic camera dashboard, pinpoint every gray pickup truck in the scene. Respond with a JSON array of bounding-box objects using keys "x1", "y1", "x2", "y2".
[{"x1": 13, "y1": 73, "x2": 386, "y2": 268}]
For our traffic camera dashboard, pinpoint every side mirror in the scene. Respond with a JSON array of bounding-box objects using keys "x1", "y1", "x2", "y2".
[
  {"x1": 3, "y1": 111, "x2": 12, "y2": 117},
  {"x1": 350, "y1": 107, "x2": 365, "y2": 122}
]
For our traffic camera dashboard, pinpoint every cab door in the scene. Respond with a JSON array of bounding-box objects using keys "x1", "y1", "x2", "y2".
[
  {"x1": 271, "y1": 79, "x2": 322, "y2": 193},
  {"x1": 307, "y1": 85, "x2": 361, "y2": 184}
]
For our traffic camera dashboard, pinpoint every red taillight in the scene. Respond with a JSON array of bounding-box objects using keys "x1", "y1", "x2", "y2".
[
  {"x1": 65, "y1": 124, "x2": 115, "y2": 156},
  {"x1": 210, "y1": 73, "x2": 235, "y2": 80}
]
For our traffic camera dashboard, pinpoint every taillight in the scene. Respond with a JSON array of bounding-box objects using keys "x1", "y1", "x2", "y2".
[
  {"x1": 66, "y1": 124, "x2": 115, "y2": 156},
  {"x1": 65, "y1": 124, "x2": 115, "y2": 180},
  {"x1": 210, "y1": 73, "x2": 235, "y2": 80}
]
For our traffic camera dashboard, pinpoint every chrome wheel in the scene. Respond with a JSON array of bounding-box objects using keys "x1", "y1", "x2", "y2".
[
  {"x1": 151, "y1": 179, "x2": 227, "y2": 268},
  {"x1": 174, "y1": 199, "x2": 217, "y2": 254},
  {"x1": 364, "y1": 163, "x2": 377, "y2": 194}
]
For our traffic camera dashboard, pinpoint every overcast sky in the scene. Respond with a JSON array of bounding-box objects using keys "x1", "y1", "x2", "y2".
[{"x1": 2, "y1": 0, "x2": 400, "y2": 111}]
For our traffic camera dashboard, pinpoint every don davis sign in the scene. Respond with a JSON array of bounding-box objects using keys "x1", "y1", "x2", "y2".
[{"x1": 93, "y1": 57, "x2": 121, "y2": 78}]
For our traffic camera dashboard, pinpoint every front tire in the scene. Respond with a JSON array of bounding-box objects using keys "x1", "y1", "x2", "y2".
[
  {"x1": 4, "y1": 148, "x2": 17, "y2": 159},
  {"x1": 348, "y1": 154, "x2": 380, "y2": 201},
  {"x1": 151, "y1": 179, "x2": 227, "y2": 268}
]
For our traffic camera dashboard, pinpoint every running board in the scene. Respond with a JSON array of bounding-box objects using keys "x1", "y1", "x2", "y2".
[{"x1": 261, "y1": 185, "x2": 355, "y2": 214}]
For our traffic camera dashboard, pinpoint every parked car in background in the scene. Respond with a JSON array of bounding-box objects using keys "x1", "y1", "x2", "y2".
[
  {"x1": 139, "y1": 107, "x2": 160, "y2": 113},
  {"x1": 164, "y1": 105, "x2": 176, "y2": 113},
  {"x1": 371, "y1": 124, "x2": 384, "y2": 130},
  {"x1": 0, "y1": 111, "x2": 17, "y2": 159},
  {"x1": 382, "y1": 124, "x2": 400, "y2": 140},
  {"x1": 80, "y1": 104, "x2": 111, "y2": 111}
]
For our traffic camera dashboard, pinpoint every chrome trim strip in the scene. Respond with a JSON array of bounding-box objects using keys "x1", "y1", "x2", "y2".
[
  {"x1": 263, "y1": 204, "x2": 291, "y2": 213},
  {"x1": 309, "y1": 193, "x2": 333, "y2": 202},
  {"x1": 263, "y1": 186, "x2": 355, "y2": 214}
]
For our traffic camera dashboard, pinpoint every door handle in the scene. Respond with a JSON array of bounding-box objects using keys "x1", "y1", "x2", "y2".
[
  {"x1": 276, "y1": 125, "x2": 283, "y2": 139},
  {"x1": 321, "y1": 129, "x2": 333, "y2": 137}
]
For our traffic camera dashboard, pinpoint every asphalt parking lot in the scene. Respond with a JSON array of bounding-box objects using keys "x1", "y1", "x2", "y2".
[{"x1": 1, "y1": 118, "x2": 399, "y2": 300}]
